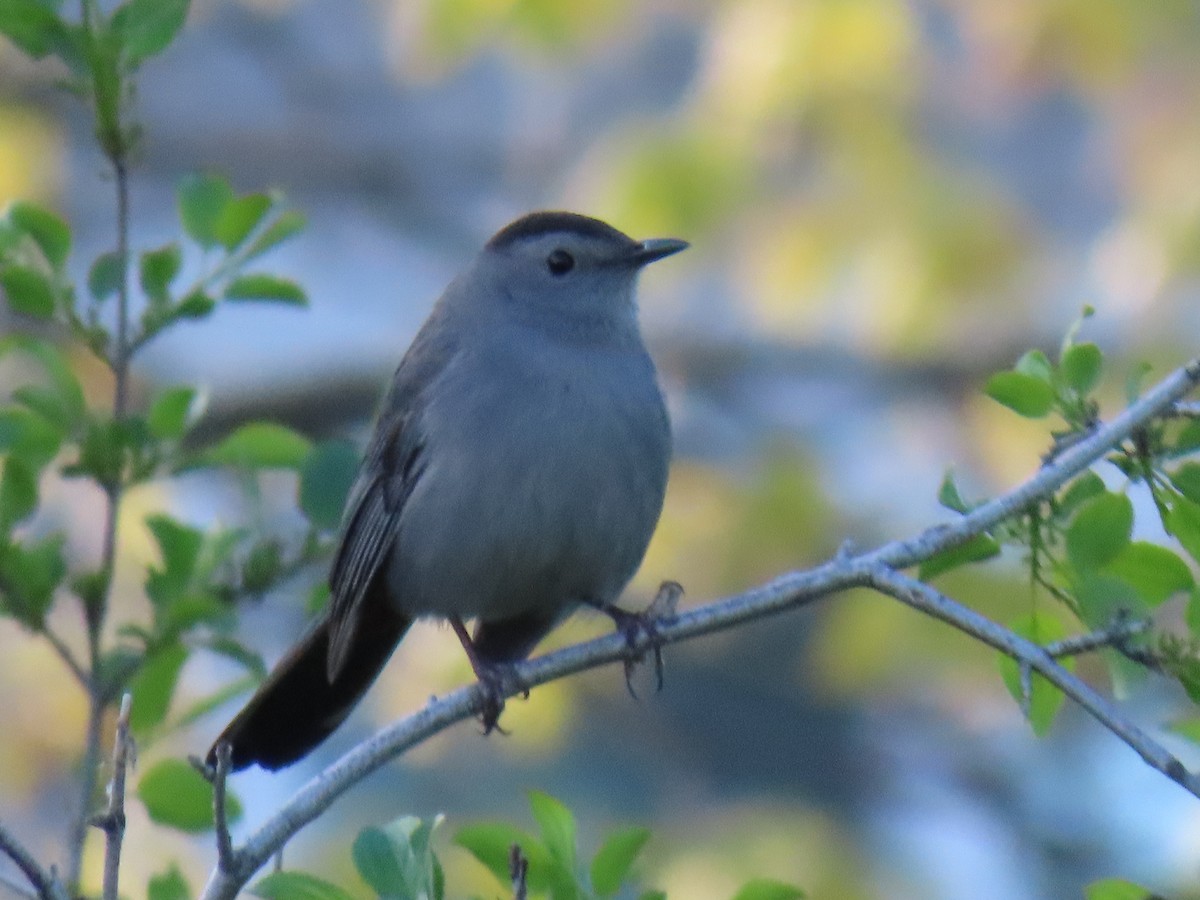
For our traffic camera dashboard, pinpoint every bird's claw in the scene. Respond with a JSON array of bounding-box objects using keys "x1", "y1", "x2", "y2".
[{"x1": 602, "y1": 581, "x2": 682, "y2": 698}]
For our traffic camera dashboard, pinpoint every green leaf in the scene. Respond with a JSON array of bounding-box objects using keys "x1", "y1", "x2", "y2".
[
  {"x1": 1168, "y1": 717, "x2": 1200, "y2": 746},
  {"x1": 730, "y1": 879, "x2": 806, "y2": 900},
  {"x1": 1, "y1": 265, "x2": 55, "y2": 317},
  {"x1": 529, "y1": 791, "x2": 577, "y2": 871},
  {"x1": 1066, "y1": 492, "x2": 1133, "y2": 571},
  {"x1": 1084, "y1": 878, "x2": 1152, "y2": 900},
  {"x1": 1060, "y1": 342, "x2": 1103, "y2": 395},
  {"x1": 178, "y1": 173, "x2": 233, "y2": 248},
  {"x1": 0, "y1": 407, "x2": 62, "y2": 469},
  {"x1": 244, "y1": 210, "x2": 306, "y2": 261},
  {"x1": 148, "y1": 386, "x2": 197, "y2": 439},
  {"x1": 353, "y1": 827, "x2": 406, "y2": 896},
  {"x1": 1014, "y1": 348, "x2": 1054, "y2": 384},
  {"x1": 88, "y1": 250, "x2": 123, "y2": 301},
  {"x1": 1103, "y1": 542, "x2": 1193, "y2": 607},
  {"x1": 137, "y1": 758, "x2": 240, "y2": 833},
  {"x1": 1166, "y1": 496, "x2": 1200, "y2": 565},
  {"x1": 250, "y1": 872, "x2": 356, "y2": 900},
  {"x1": 0, "y1": 0, "x2": 68, "y2": 59},
  {"x1": 128, "y1": 643, "x2": 188, "y2": 734},
  {"x1": 0, "y1": 535, "x2": 66, "y2": 627},
  {"x1": 223, "y1": 273, "x2": 306, "y2": 306},
  {"x1": 147, "y1": 864, "x2": 190, "y2": 900},
  {"x1": 110, "y1": 0, "x2": 189, "y2": 67},
  {"x1": 1058, "y1": 471, "x2": 1106, "y2": 517},
  {"x1": 590, "y1": 827, "x2": 650, "y2": 896},
  {"x1": 175, "y1": 290, "x2": 216, "y2": 319},
  {"x1": 638, "y1": 893, "x2": 667, "y2": 900},
  {"x1": 1075, "y1": 573, "x2": 1147, "y2": 630},
  {"x1": 214, "y1": 193, "x2": 271, "y2": 251},
  {"x1": 1173, "y1": 421, "x2": 1200, "y2": 457},
  {"x1": 455, "y1": 823, "x2": 555, "y2": 893},
  {"x1": 240, "y1": 538, "x2": 282, "y2": 594},
  {"x1": 917, "y1": 533, "x2": 1000, "y2": 580},
  {"x1": 145, "y1": 515, "x2": 204, "y2": 607},
  {"x1": 984, "y1": 371, "x2": 1055, "y2": 418},
  {"x1": 998, "y1": 612, "x2": 1071, "y2": 735},
  {"x1": 200, "y1": 422, "x2": 312, "y2": 469},
  {"x1": 0, "y1": 457, "x2": 38, "y2": 530},
  {"x1": 936, "y1": 468, "x2": 970, "y2": 514},
  {"x1": 140, "y1": 243, "x2": 182, "y2": 303},
  {"x1": 0, "y1": 335, "x2": 87, "y2": 429},
  {"x1": 1170, "y1": 463, "x2": 1200, "y2": 505},
  {"x1": 299, "y1": 440, "x2": 358, "y2": 530},
  {"x1": 8, "y1": 202, "x2": 70, "y2": 269}
]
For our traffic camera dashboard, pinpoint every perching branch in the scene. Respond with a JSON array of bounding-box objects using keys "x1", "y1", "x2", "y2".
[{"x1": 197, "y1": 355, "x2": 1200, "y2": 899}]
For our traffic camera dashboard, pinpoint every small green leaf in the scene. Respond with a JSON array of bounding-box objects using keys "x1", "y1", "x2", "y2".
[
  {"x1": 1103, "y1": 542, "x2": 1193, "y2": 607},
  {"x1": 1061, "y1": 342, "x2": 1102, "y2": 395},
  {"x1": 1, "y1": 265, "x2": 55, "y2": 317},
  {"x1": 9, "y1": 202, "x2": 70, "y2": 269},
  {"x1": 200, "y1": 422, "x2": 312, "y2": 469},
  {"x1": 0, "y1": 335, "x2": 86, "y2": 428},
  {"x1": 241, "y1": 538, "x2": 282, "y2": 594},
  {"x1": 176, "y1": 290, "x2": 216, "y2": 319},
  {"x1": 1075, "y1": 574, "x2": 1147, "y2": 630},
  {"x1": 299, "y1": 440, "x2": 358, "y2": 530},
  {"x1": 140, "y1": 243, "x2": 182, "y2": 303},
  {"x1": 128, "y1": 643, "x2": 188, "y2": 734},
  {"x1": 1167, "y1": 496, "x2": 1200, "y2": 565},
  {"x1": 1168, "y1": 717, "x2": 1200, "y2": 746},
  {"x1": 0, "y1": 0, "x2": 69, "y2": 58},
  {"x1": 250, "y1": 872, "x2": 356, "y2": 900},
  {"x1": 0, "y1": 534, "x2": 65, "y2": 628},
  {"x1": 1170, "y1": 463, "x2": 1200, "y2": 505},
  {"x1": 1084, "y1": 878, "x2": 1152, "y2": 900},
  {"x1": 110, "y1": 0, "x2": 189, "y2": 66},
  {"x1": 137, "y1": 758, "x2": 241, "y2": 833},
  {"x1": 1173, "y1": 421, "x2": 1200, "y2": 457},
  {"x1": 455, "y1": 824, "x2": 554, "y2": 893},
  {"x1": 178, "y1": 173, "x2": 233, "y2": 248},
  {"x1": 223, "y1": 274, "x2": 306, "y2": 306},
  {"x1": 1014, "y1": 348, "x2": 1054, "y2": 384},
  {"x1": 590, "y1": 827, "x2": 650, "y2": 896},
  {"x1": 998, "y1": 612, "x2": 1072, "y2": 735},
  {"x1": 0, "y1": 458, "x2": 38, "y2": 530},
  {"x1": 985, "y1": 370, "x2": 1055, "y2": 418},
  {"x1": 918, "y1": 533, "x2": 1000, "y2": 580},
  {"x1": 936, "y1": 468, "x2": 970, "y2": 514},
  {"x1": 353, "y1": 827, "x2": 406, "y2": 896},
  {"x1": 529, "y1": 791, "x2": 577, "y2": 871},
  {"x1": 730, "y1": 879, "x2": 806, "y2": 900},
  {"x1": 1058, "y1": 471, "x2": 1106, "y2": 517},
  {"x1": 88, "y1": 251, "x2": 124, "y2": 301},
  {"x1": 1065, "y1": 492, "x2": 1133, "y2": 572},
  {"x1": 244, "y1": 210, "x2": 306, "y2": 261},
  {"x1": 148, "y1": 386, "x2": 198, "y2": 439},
  {"x1": 0, "y1": 407, "x2": 61, "y2": 469},
  {"x1": 215, "y1": 193, "x2": 272, "y2": 251},
  {"x1": 147, "y1": 864, "x2": 190, "y2": 900}
]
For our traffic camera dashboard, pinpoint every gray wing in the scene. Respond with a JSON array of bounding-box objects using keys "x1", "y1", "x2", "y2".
[{"x1": 323, "y1": 313, "x2": 453, "y2": 680}]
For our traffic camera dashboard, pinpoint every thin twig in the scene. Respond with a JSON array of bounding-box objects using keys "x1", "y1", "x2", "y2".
[
  {"x1": 93, "y1": 694, "x2": 133, "y2": 900},
  {"x1": 41, "y1": 628, "x2": 87, "y2": 686},
  {"x1": 508, "y1": 844, "x2": 528, "y2": 900},
  {"x1": 1043, "y1": 617, "x2": 1150, "y2": 659},
  {"x1": 196, "y1": 355, "x2": 1200, "y2": 900},
  {"x1": 212, "y1": 743, "x2": 235, "y2": 872},
  {"x1": 0, "y1": 822, "x2": 67, "y2": 900},
  {"x1": 864, "y1": 567, "x2": 1200, "y2": 794},
  {"x1": 1169, "y1": 400, "x2": 1200, "y2": 419}
]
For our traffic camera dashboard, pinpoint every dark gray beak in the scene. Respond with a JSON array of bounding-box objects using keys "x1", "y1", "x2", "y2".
[{"x1": 631, "y1": 237, "x2": 689, "y2": 266}]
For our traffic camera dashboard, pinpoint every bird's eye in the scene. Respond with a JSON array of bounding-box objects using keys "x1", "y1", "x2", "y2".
[{"x1": 546, "y1": 249, "x2": 575, "y2": 276}]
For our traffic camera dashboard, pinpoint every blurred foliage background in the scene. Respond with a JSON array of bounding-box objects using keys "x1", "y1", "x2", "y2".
[{"x1": 3, "y1": 0, "x2": 1200, "y2": 897}]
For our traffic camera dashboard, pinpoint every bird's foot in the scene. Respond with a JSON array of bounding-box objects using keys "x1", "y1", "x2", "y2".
[
  {"x1": 596, "y1": 580, "x2": 683, "y2": 698},
  {"x1": 450, "y1": 616, "x2": 524, "y2": 734}
]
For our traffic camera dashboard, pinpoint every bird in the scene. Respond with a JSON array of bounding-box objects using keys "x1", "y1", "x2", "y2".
[{"x1": 206, "y1": 211, "x2": 687, "y2": 771}]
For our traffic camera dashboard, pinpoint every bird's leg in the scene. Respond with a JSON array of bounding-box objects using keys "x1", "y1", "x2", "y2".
[
  {"x1": 589, "y1": 580, "x2": 683, "y2": 697},
  {"x1": 449, "y1": 616, "x2": 510, "y2": 733}
]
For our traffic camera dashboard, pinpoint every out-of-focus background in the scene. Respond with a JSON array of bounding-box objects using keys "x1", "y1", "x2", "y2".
[{"x1": 3, "y1": 1, "x2": 1200, "y2": 897}]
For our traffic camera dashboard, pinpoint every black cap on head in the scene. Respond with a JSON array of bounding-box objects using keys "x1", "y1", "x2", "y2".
[{"x1": 486, "y1": 211, "x2": 638, "y2": 252}]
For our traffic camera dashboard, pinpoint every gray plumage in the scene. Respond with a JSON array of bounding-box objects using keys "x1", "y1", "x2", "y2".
[{"x1": 209, "y1": 211, "x2": 685, "y2": 770}]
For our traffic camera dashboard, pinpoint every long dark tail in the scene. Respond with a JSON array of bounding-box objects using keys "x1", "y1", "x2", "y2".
[{"x1": 208, "y1": 595, "x2": 411, "y2": 772}]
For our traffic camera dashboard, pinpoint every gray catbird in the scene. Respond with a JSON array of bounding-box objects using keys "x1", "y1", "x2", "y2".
[{"x1": 207, "y1": 211, "x2": 687, "y2": 770}]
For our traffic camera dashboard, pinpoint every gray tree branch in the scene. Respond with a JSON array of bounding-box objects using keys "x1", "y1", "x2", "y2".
[{"x1": 199, "y1": 355, "x2": 1200, "y2": 900}]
